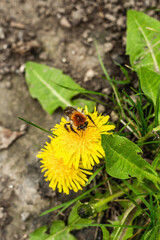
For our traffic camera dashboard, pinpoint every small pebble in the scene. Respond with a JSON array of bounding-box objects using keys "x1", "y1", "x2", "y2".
[
  {"x1": 57, "y1": 13, "x2": 61, "y2": 19},
  {"x1": 0, "y1": 27, "x2": 5, "y2": 39},
  {"x1": 117, "y1": 16, "x2": 126, "y2": 28},
  {"x1": 13, "y1": 234, "x2": 19, "y2": 239},
  {"x1": 19, "y1": 64, "x2": 25, "y2": 73},
  {"x1": 39, "y1": 52, "x2": 48, "y2": 60},
  {"x1": 102, "y1": 88, "x2": 112, "y2": 96},
  {"x1": 57, "y1": 8, "x2": 65, "y2": 14},
  {"x1": 122, "y1": 36, "x2": 126, "y2": 46},
  {"x1": 10, "y1": 65, "x2": 16, "y2": 73},
  {"x1": 105, "y1": 13, "x2": 116, "y2": 22},
  {"x1": 60, "y1": 17, "x2": 71, "y2": 28},
  {"x1": 112, "y1": 54, "x2": 124, "y2": 65},
  {"x1": 82, "y1": 29, "x2": 90, "y2": 39},
  {"x1": 5, "y1": 81, "x2": 12, "y2": 89},
  {"x1": 97, "y1": 104, "x2": 106, "y2": 113},
  {"x1": 104, "y1": 42, "x2": 113, "y2": 53},
  {"x1": 21, "y1": 224, "x2": 26, "y2": 231},
  {"x1": 71, "y1": 8, "x2": 84, "y2": 26},
  {"x1": 110, "y1": 111, "x2": 118, "y2": 122},
  {"x1": 0, "y1": 207, "x2": 5, "y2": 219},
  {"x1": 113, "y1": 6, "x2": 122, "y2": 14},
  {"x1": 71, "y1": 50, "x2": 76, "y2": 55},
  {"x1": 21, "y1": 212, "x2": 30, "y2": 222},
  {"x1": 20, "y1": 124, "x2": 27, "y2": 131},
  {"x1": 87, "y1": 37, "x2": 93, "y2": 43},
  {"x1": 62, "y1": 57, "x2": 67, "y2": 63},
  {"x1": 84, "y1": 69, "x2": 97, "y2": 82}
]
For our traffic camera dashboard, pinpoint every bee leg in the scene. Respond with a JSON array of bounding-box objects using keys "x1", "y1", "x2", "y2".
[
  {"x1": 81, "y1": 108, "x2": 85, "y2": 113},
  {"x1": 83, "y1": 121, "x2": 88, "y2": 129},
  {"x1": 70, "y1": 124, "x2": 79, "y2": 135},
  {"x1": 86, "y1": 115, "x2": 97, "y2": 127},
  {"x1": 64, "y1": 123, "x2": 79, "y2": 135},
  {"x1": 64, "y1": 123, "x2": 70, "y2": 132}
]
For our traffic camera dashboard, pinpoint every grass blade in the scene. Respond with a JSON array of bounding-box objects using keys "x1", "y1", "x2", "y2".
[{"x1": 18, "y1": 117, "x2": 56, "y2": 136}]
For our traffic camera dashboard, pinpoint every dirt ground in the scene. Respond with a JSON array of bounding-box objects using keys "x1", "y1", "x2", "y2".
[{"x1": 0, "y1": 1, "x2": 159, "y2": 240}]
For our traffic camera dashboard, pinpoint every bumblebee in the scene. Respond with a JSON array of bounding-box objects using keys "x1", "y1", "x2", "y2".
[{"x1": 64, "y1": 106, "x2": 96, "y2": 134}]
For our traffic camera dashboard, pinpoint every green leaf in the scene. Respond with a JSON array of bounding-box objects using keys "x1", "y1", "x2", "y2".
[
  {"x1": 49, "y1": 220, "x2": 65, "y2": 234},
  {"x1": 46, "y1": 232, "x2": 76, "y2": 240},
  {"x1": 40, "y1": 181, "x2": 105, "y2": 217},
  {"x1": 86, "y1": 166, "x2": 104, "y2": 186},
  {"x1": 139, "y1": 67, "x2": 160, "y2": 123},
  {"x1": 152, "y1": 150, "x2": 160, "y2": 170},
  {"x1": 29, "y1": 225, "x2": 49, "y2": 240},
  {"x1": 126, "y1": 10, "x2": 160, "y2": 124},
  {"x1": 102, "y1": 134, "x2": 160, "y2": 186},
  {"x1": 155, "y1": 83, "x2": 160, "y2": 126},
  {"x1": 143, "y1": 227, "x2": 160, "y2": 240},
  {"x1": 143, "y1": 205, "x2": 160, "y2": 240},
  {"x1": 111, "y1": 207, "x2": 142, "y2": 240},
  {"x1": 126, "y1": 10, "x2": 160, "y2": 72},
  {"x1": 153, "y1": 125, "x2": 160, "y2": 132},
  {"x1": 143, "y1": 215, "x2": 160, "y2": 240},
  {"x1": 72, "y1": 98, "x2": 96, "y2": 112},
  {"x1": 46, "y1": 220, "x2": 77, "y2": 240},
  {"x1": 25, "y1": 62, "x2": 86, "y2": 114},
  {"x1": 101, "y1": 226, "x2": 110, "y2": 240}
]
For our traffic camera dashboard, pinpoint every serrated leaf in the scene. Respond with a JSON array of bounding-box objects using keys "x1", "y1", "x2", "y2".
[
  {"x1": 29, "y1": 225, "x2": 49, "y2": 240},
  {"x1": 102, "y1": 134, "x2": 160, "y2": 186},
  {"x1": 25, "y1": 62, "x2": 87, "y2": 114},
  {"x1": 139, "y1": 67, "x2": 160, "y2": 123},
  {"x1": 126, "y1": 10, "x2": 160, "y2": 124},
  {"x1": 126, "y1": 10, "x2": 160, "y2": 72}
]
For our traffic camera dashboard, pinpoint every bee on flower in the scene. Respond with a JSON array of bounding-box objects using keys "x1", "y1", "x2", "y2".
[
  {"x1": 64, "y1": 106, "x2": 96, "y2": 135},
  {"x1": 37, "y1": 106, "x2": 115, "y2": 194},
  {"x1": 53, "y1": 106, "x2": 115, "y2": 169}
]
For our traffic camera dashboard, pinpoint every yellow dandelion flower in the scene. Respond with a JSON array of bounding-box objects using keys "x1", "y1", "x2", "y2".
[
  {"x1": 52, "y1": 106, "x2": 115, "y2": 169},
  {"x1": 37, "y1": 141, "x2": 92, "y2": 195}
]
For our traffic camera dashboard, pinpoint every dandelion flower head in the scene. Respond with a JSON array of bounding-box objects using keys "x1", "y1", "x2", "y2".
[
  {"x1": 37, "y1": 140, "x2": 92, "y2": 195},
  {"x1": 52, "y1": 106, "x2": 115, "y2": 169}
]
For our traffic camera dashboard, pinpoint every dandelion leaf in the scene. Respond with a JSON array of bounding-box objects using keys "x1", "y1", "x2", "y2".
[
  {"x1": 29, "y1": 225, "x2": 49, "y2": 240},
  {"x1": 72, "y1": 98, "x2": 96, "y2": 112},
  {"x1": 34, "y1": 220, "x2": 77, "y2": 240},
  {"x1": 126, "y1": 10, "x2": 160, "y2": 72},
  {"x1": 25, "y1": 62, "x2": 85, "y2": 114},
  {"x1": 102, "y1": 134, "x2": 160, "y2": 186},
  {"x1": 126, "y1": 10, "x2": 160, "y2": 122},
  {"x1": 49, "y1": 220, "x2": 65, "y2": 234},
  {"x1": 139, "y1": 67, "x2": 160, "y2": 123}
]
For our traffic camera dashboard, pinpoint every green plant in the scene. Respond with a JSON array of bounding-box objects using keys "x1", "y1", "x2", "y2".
[{"x1": 19, "y1": 9, "x2": 160, "y2": 240}]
